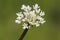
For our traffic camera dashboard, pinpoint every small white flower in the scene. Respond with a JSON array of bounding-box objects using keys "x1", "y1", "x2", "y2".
[
  {"x1": 39, "y1": 17, "x2": 46, "y2": 24},
  {"x1": 21, "y1": 5, "x2": 27, "y2": 11},
  {"x1": 27, "y1": 5, "x2": 31, "y2": 11},
  {"x1": 23, "y1": 23, "x2": 29, "y2": 29},
  {"x1": 40, "y1": 11, "x2": 45, "y2": 16},
  {"x1": 15, "y1": 4, "x2": 46, "y2": 29},
  {"x1": 21, "y1": 5, "x2": 31, "y2": 11},
  {"x1": 16, "y1": 12, "x2": 24, "y2": 18},
  {"x1": 33, "y1": 4, "x2": 40, "y2": 10}
]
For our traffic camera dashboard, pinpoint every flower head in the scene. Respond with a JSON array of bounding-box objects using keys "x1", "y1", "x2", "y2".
[{"x1": 15, "y1": 4, "x2": 46, "y2": 29}]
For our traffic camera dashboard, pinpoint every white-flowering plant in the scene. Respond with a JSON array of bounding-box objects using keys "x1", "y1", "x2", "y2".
[
  {"x1": 15, "y1": 4, "x2": 46, "y2": 40},
  {"x1": 15, "y1": 4, "x2": 46, "y2": 29}
]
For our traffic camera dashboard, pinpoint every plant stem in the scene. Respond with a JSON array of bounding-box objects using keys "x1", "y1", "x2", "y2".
[
  {"x1": 18, "y1": 28, "x2": 28, "y2": 40},
  {"x1": 18, "y1": 23, "x2": 29, "y2": 40}
]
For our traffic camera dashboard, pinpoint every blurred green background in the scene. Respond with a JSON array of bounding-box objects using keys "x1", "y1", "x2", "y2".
[{"x1": 0, "y1": 0, "x2": 60, "y2": 40}]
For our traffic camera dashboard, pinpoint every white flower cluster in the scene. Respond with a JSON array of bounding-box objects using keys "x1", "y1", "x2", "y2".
[{"x1": 15, "y1": 4, "x2": 46, "y2": 29}]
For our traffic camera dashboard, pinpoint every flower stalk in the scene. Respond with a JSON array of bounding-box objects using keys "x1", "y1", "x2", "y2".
[
  {"x1": 18, "y1": 28, "x2": 28, "y2": 40},
  {"x1": 19, "y1": 23, "x2": 30, "y2": 40}
]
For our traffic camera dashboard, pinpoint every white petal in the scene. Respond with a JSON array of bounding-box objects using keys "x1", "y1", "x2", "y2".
[
  {"x1": 40, "y1": 21, "x2": 46, "y2": 24},
  {"x1": 23, "y1": 12, "x2": 28, "y2": 17},
  {"x1": 36, "y1": 23, "x2": 40, "y2": 27},
  {"x1": 23, "y1": 23, "x2": 28, "y2": 27},
  {"x1": 27, "y1": 5, "x2": 31, "y2": 10},
  {"x1": 23, "y1": 26, "x2": 26, "y2": 29},
  {"x1": 15, "y1": 20, "x2": 21, "y2": 24},
  {"x1": 22, "y1": 19, "x2": 26, "y2": 22},
  {"x1": 29, "y1": 22, "x2": 35, "y2": 25},
  {"x1": 37, "y1": 15, "x2": 41, "y2": 20},
  {"x1": 39, "y1": 17, "x2": 44, "y2": 21},
  {"x1": 30, "y1": 11, "x2": 36, "y2": 17},
  {"x1": 16, "y1": 12, "x2": 21, "y2": 16},
  {"x1": 21, "y1": 5, "x2": 26, "y2": 10},
  {"x1": 39, "y1": 17, "x2": 46, "y2": 24},
  {"x1": 36, "y1": 9, "x2": 40, "y2": 13},
  {"x1": 35, "y1": 21, "x2": 40, "y2": 27},
  {"x1": 16, "y1": 16, "x2": 22, "y2": 20},
  {"x1": 23, "y1": 26, "x2": 29, "y2": 29}
]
